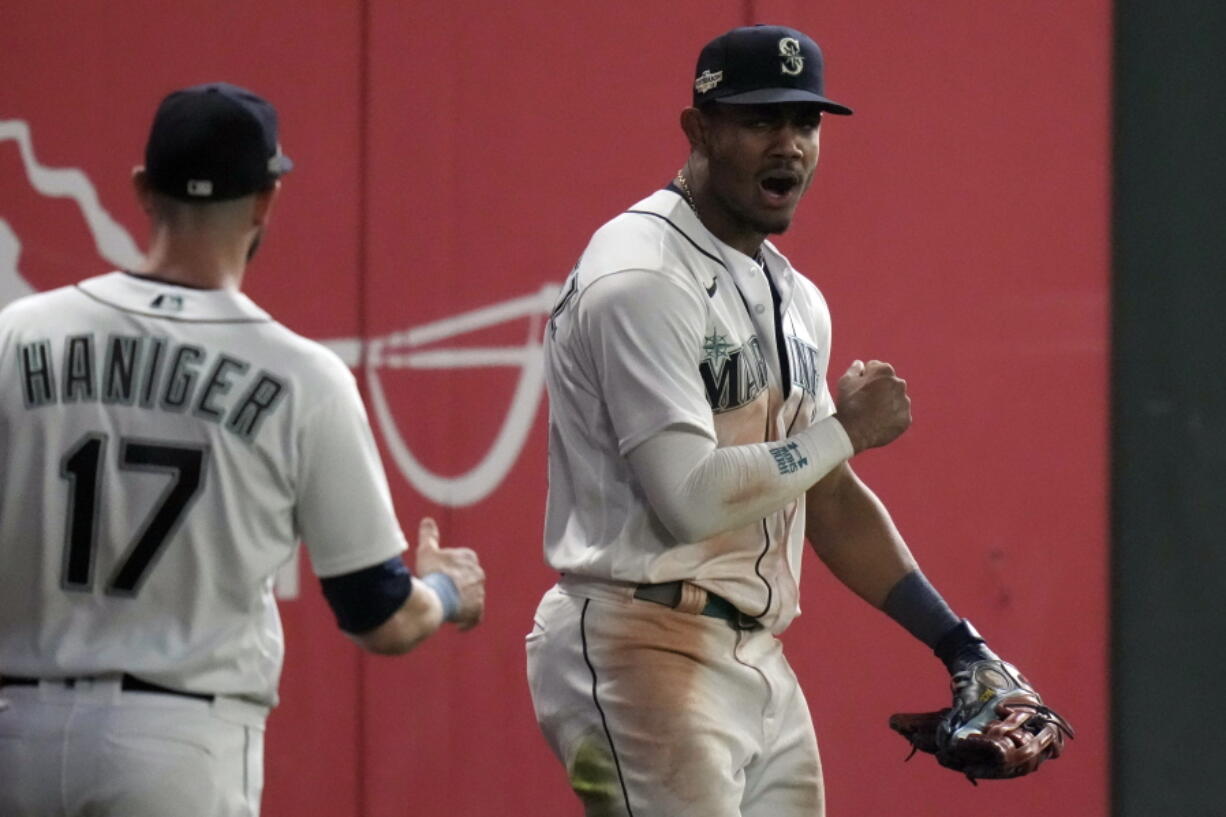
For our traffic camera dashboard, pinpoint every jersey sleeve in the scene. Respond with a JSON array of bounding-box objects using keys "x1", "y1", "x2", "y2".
[
  {"x1": 294, "y1": 372, "x2": 408, "y2": 578},
  {"x1": 576, "y1": 269, "x2": 716, "y2": 455}
]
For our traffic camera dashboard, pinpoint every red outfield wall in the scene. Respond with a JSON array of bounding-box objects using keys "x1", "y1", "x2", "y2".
[{"x1": 0, "y1": 1, "x2": 1110, "y2": 815}]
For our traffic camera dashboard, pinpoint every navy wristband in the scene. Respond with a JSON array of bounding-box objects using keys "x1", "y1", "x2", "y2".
[
  {"x1": 422, "y1": 572, "x2": 461, "y2": 622},
  {"x1": 882, "y1": 570, "x2": 961, "y2": 649}
]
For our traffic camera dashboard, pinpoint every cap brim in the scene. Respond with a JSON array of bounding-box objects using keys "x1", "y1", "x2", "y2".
[{"x1": 709, "y1": 88, "x2": 853, "y2": 115}]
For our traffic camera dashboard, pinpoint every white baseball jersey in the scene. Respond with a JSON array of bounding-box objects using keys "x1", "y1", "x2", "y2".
[
  {"x1": 0, "y1": 272, "x2": 407, "y2": 707},
  {"x1": 543, "y1": 188, "x2": 837, "y2": 634}
]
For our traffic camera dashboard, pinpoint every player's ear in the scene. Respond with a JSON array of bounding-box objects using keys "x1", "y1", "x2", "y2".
[
  {"x1": 251, "y1": 181, "x2": 280, "y2": 227},
  {"x1": 680, "y1": 106, "x2": 709, "y2": 153},
  {"x1": 131, "y1": 167, "x2": 155, "y2": 215}
]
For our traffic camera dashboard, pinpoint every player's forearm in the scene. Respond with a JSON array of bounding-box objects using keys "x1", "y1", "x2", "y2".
[
  {"x1": 805, "y1": 464, "x2": 918, "y2": 607},
  {"x1": 627, "y1": 417, "x2": 854, "y2": 544},
  {"x1": 808, "y1": 470, "x2": 1002, "y2": 673},
  {"x1": 349, "y1": 577, "x2": 445, "y2": 655}
]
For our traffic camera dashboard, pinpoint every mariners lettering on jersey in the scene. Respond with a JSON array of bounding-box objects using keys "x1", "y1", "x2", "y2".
[
  {"x1": 700, "y1": 332, "x2": 769, "y2": 413},
  {"x1": 785, "y1": 335, "x2": 822, "y2": 396},
  {"x1": 17, "y1": 334, "x2": 288, "y2": 443}
]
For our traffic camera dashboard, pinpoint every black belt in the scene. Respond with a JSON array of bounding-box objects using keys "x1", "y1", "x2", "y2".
[
  {"x1": 633, "y1": 581, "x2": 763, "y2": 631},
  {"x1": 0, "y1": 673, "x2": 214, "y2": 703}
]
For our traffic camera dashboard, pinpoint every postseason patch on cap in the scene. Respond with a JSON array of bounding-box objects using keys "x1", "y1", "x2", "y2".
[{"x1": 695, "y1": 69, "x2": 724, "y2": 94}]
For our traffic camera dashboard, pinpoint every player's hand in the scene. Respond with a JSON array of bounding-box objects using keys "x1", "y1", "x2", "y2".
[
  {"x1": 889, "y1": 657, "x2": 1074, "y2": 781},
  {"x1": 414, "y1": 517, "x2": 486, "y2": 631},
  {"x1": 834, "y1": 359, "x2": 912, "y2": 453}
]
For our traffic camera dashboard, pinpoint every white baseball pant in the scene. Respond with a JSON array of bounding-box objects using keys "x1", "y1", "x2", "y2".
[
  {"x1": 526, "y1": 579, "x2": 824, "y2": 817},
  {"x1": 0, "y1": 677, "x2": 266, "y2": 817}
]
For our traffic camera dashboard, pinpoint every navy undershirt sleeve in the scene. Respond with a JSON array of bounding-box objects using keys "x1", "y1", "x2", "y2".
[{"x1": 319, "y1": 556, "x2": 413, "y2": 634}]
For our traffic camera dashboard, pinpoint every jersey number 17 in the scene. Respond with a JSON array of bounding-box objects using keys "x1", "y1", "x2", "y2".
[{"x1": 60, "y1": 432, "x2": 209, "y2": 597}]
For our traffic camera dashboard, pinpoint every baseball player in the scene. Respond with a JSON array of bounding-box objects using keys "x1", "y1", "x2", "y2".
[
  {"x1": 526, "y1": 25, "x2": 1068, "y2": 816},
  {"x1": 0, "y1": 83, "x2": 485, "y2": 817}
]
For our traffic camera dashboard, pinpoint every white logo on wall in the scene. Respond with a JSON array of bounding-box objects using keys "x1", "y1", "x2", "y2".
[
  {"x1": 1, "y1": 119, "x2": 556, "y2": 597},
  {"x1": 779, "y1": 37, "x2": 804, "y2": 76},
  {"x1": 0, "y1": 120, "x2": 145, "y2": 302}
]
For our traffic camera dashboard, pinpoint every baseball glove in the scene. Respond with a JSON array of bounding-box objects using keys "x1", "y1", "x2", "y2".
[{"x1": 889, "y1": 658, "x2": 1074, "y2": 783}]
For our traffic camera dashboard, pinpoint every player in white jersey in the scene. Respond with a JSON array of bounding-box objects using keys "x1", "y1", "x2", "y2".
[
  {"x1": 527, "y1": 26, "x2": 1063, "y2": 815},
  {"x1": 0, "y1": 83, "x2": 485, "y2": 817}
]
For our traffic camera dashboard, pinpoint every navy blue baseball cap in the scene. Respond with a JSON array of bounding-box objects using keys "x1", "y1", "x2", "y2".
[
  {"x1": 693, "y1": 25, "x2": 853, "y2": 115},
  {"x1": 145, "y1": 82, "x2": 293, "y2": 202}
]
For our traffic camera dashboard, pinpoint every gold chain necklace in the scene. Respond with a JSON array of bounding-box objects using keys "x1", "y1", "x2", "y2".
[{"x1": 675, "y1": 168, "x2": 698, "y2": 217}]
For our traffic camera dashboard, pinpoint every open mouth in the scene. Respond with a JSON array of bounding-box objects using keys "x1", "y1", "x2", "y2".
[{"x1": 759, "y1": 171, "x2": 801, "y2": 203}]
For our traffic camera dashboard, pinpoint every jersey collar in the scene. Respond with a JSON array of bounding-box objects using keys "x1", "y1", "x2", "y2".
[
  {"x1": 75, "y1": 272, "x2": 273, "y2": 323},
  {"x1": 644, "y1": 186, "x2": 799, "y2": 307}
]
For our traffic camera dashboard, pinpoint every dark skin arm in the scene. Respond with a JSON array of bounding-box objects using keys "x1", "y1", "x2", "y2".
[{"x1": 805, "y1": 462, "x2": 918, "y2": 608}]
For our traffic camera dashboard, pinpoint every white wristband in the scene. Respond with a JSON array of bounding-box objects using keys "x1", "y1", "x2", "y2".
[{"x1": 421, "y1": 572, "x2": 460, "y2": 622}]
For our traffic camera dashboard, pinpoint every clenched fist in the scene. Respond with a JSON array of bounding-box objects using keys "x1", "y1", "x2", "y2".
[{"x1": 834, "y1": 359, "x2": 912, "y2": 453}]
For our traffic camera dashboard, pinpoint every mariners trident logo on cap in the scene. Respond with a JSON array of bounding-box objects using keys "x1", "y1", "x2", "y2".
[
  {"x1": 691, "y1": 24, "x2": 853, "y2": 115},
  {"x1": 779, "y1": 37, "x2": 804, "y2": 76}
]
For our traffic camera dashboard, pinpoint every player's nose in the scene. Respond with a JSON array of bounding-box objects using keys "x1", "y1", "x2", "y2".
[{"x1": 767, "y1": 124, "x2": 807, "y2": 159}]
